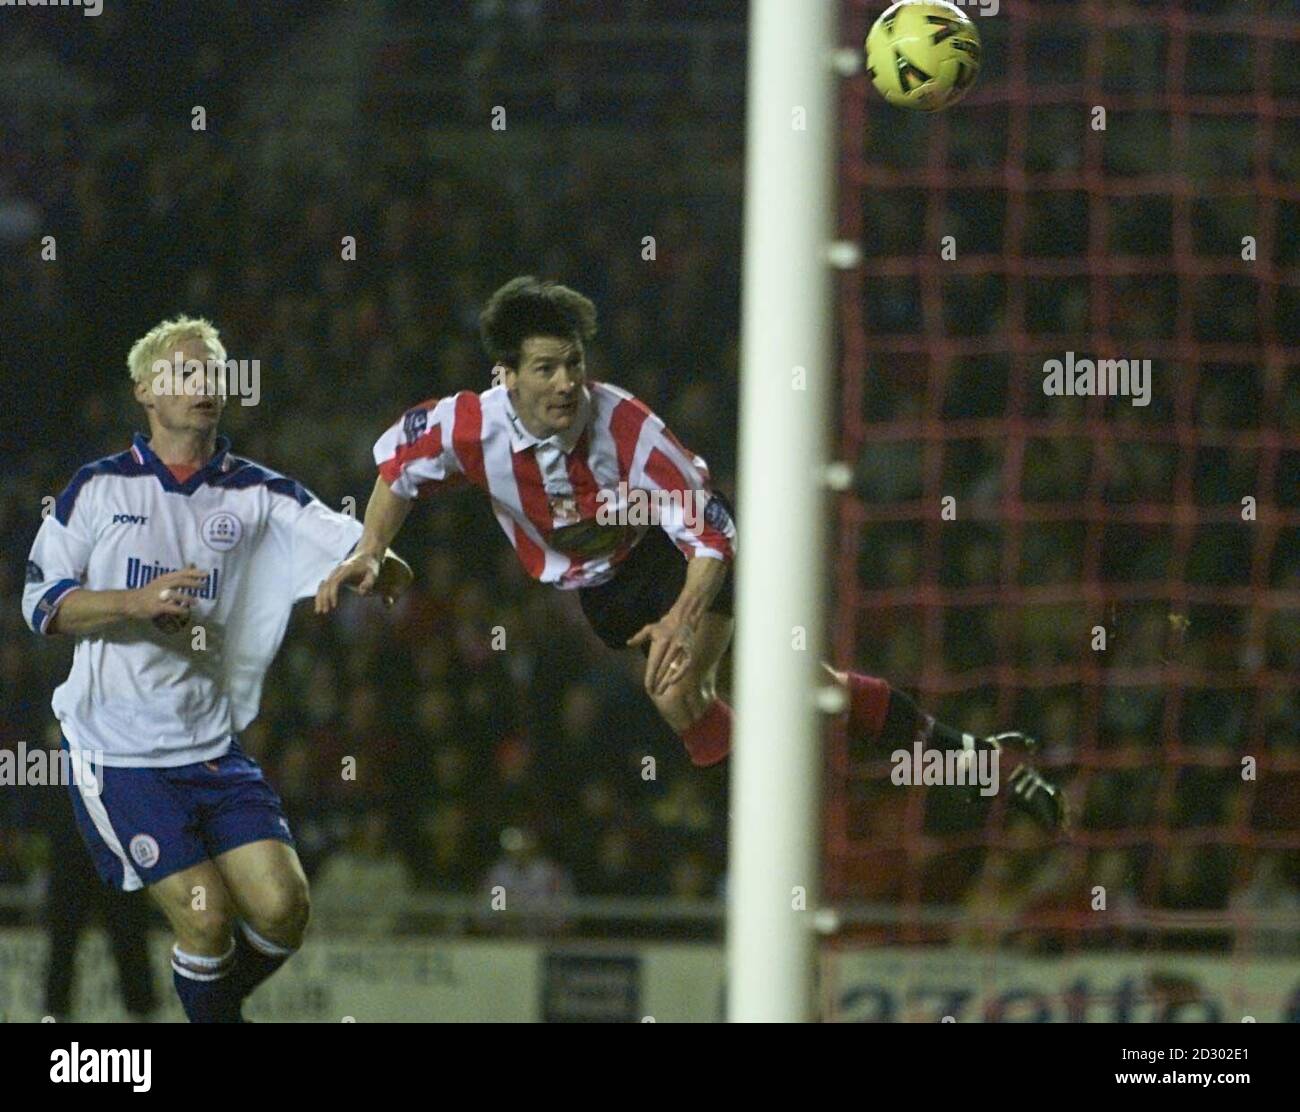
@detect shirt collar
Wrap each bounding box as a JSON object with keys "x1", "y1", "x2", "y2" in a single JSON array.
[
  {"x1": 131, "y1": 432, "x2": 235, "y2": 491},
  {"x1": 504, "y1": 387, "x2": 590, "y2": 455}
]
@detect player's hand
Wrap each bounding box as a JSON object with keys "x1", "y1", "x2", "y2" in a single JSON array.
[
  {"x1": 314, "y1": 552, "x2": 382, "y2": 614},
  {"x1": 628, "y1": 613, "x2": 695, "y2": 697},
  {"x1": 123, "y1": 565, "x2": 206, "y2": 628},
  {"x1": 372, "y1": 552, "x2": 414, "y2": 607}
]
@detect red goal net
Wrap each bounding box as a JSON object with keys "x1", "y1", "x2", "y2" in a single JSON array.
[{"x1": 826, "y1": 0, "x2": 1300, "y2": 1022}]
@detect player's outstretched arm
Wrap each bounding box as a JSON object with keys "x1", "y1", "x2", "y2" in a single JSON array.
[
  {"x1": 628, "y1": 554, "x2": 729, "y2": 696},
  {"x1": 49, "y1": 566, "x2": 208, "y2": 636},
  {"x1": 312, "y1": 547, "x2": 411, "y2": 613},
  {"x1": 314, "y1": 476, "x2": 413, "y2": 614}
]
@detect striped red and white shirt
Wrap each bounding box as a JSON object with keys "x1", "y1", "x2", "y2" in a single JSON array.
[{"x1": 373, "y1": 380, "x2": 736, "y2": 589}]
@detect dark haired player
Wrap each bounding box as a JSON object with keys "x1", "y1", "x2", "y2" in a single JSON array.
[{"x1": 317, "y1": 277, "x2": 1065, "y2": 828}]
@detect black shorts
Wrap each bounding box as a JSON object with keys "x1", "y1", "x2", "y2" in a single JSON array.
[{"x1": 578, "y1": 518, "x2": 735, "y2": 651}]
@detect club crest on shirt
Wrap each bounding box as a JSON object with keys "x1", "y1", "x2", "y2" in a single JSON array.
[
  {"x1": 548, "y1": 495, "x2": 582, "y2": 527},
  {"x1": 201, "y1": 511, "x2": 243, "y2": 552},
  {"x1": 129, "y1": 833, "x2": 160, "y2": 869}
]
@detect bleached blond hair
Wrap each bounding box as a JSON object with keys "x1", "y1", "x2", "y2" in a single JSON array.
[{"x1": 127, "y1": 315, "x2": 227, "y2": 386}]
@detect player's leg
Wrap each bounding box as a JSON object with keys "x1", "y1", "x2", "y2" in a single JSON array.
[
  {"x1": 62, "y1": 739, "x2": 243, "y2": 1021},
  {"x1": 825, "y1": 665, "x2": 1068, "y2": 830},
  {"x1": 579, "y1": 527, "x2": 737, "y2": 767},
  {"x1": 195, "y1": 739, "x2": 310, "y2": 1006},
  {"x1": 147, "y1": 860, "x2": 244, "y2": 1022},
  {"x1": 104, "y1": 888, "x2": 160, "y2": 1021},
  {"x1": 212, "y1": 837, "x2": 311, "y2": 997},
  {"x1": 647, "y1": 611, "x2": 734, "y2": 766},
  {"x1": 42, "y1": 836, "x2": 92, "y2": 1021}
]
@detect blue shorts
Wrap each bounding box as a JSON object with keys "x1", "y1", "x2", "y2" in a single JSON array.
[{"x1": 64, "y1": 737, "x2": 294, "y2": 892}]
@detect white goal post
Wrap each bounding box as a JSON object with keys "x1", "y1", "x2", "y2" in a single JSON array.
[{"x1": 728, "y1": 0, "x2": 840, "y2": 1022}]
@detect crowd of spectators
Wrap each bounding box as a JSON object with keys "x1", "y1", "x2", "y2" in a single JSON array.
[{"x1": 1, "y1": 3, "x2": 1296, "y2": 948}]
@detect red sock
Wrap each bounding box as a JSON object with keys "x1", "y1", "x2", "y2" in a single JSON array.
[
  {"x1": 680, "y1": 700, "x2": 732, "y2": 767},
  {"x1": 844, "y1": 672, "x2": 891, "y2": 741}
]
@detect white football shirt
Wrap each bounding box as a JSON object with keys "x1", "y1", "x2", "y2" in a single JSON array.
[{"x1": 22, "y1": 433, "x2": 362, "y2": 767}]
